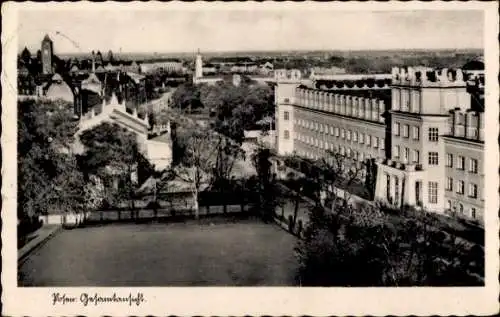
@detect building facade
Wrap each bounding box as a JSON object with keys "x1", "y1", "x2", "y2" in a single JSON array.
[{"x1": 274, "y1": 66, "x2": 484, "y2": 224}]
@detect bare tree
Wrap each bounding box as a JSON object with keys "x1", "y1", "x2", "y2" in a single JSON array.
[
  {"x1": 210, "y1": 133, "x2": 245, "y2": 190},
  {"x1": 311, "y1": 148, "x2": 365, "y2": 210},
  {"x1": 173, "y1": 129, "x2": 217, "y2": 219}
]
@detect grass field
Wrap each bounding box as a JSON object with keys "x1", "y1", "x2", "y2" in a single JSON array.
[{"x1": 18, "y1": 218, "x2": 299, "y2": 286}]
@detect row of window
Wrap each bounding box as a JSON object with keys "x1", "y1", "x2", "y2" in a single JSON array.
[
  {"x1": 446, "y1": 178, "x2": 479, "y2": 198},
  {"x1": 446, "y1": 200, "x2": 478, "y2": 219},
  {"x1": 392, "y1": 147, "x2": 439, "y2": 166},
  {"x1": 393, "y1": 146, "x2": 420, "y2": 164},
  {"x1": 294, "y1": 119, "x2": 385, "y2": 149},
  {"x1": 295, "y1": 93, "x2": 383, "y2": 121},
  {"x1": 296, "y1": 137, "x2": 374, "y2": 162},
  {"x1": 445, "y1": 154, "x2": 479, "y2": 173},
  {"x1": 392, "y1": 123, "x2": 440, "y2": 142}
]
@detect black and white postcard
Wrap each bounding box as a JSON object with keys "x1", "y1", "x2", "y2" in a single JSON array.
[{"x1": 2, "y1": 1, "x2": 499, "y2": 316}]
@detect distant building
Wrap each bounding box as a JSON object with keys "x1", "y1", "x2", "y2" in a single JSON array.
[
  {"x1": 310, "y1": 66, "x2": 346, "y2": 76},
  {"x1": 74, "y1": 92, "x2": 172, "y2": 171}
]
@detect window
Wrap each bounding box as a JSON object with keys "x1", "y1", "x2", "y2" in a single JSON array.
[
  {"x1": 335, "y1": 127, "x2": 340, "y2": 137},
  {"x1": 404, "y1": 147, "x2": 410, "y2": 163},
  {"x1": 458, "y1": 203, "x2": 464, "y2": 214},
  {"x1": 386, "y1": 174, "x2": 391, "y2": 201},
  {"x1": 284, "y1": 111, "x2": 289, "y2": 121},
  {"x1": 347, "y1": 130, "x2": 352, "y2": 141},
  {"x1": 380, "y1": 138, "x2": 385, "y2": 150},
  {"x1": 456, "y1": 180, "x2": 465, "y2": 195},
  {"x1": 394, "y1": 122, "x2": 400, "y2": 136},
  {"x1": 403, "y1": 124, "x2": 409, "y2": 138},
  {"x1": 330, "y1": 126, "x2": 334, "y2": 135},
  {"x1": 341, "y1": 129, "x2": 345, "y2": 139},
  {"x1": 457, "y1": 156, "x2": 465, "y2": 170},
  {"x1": 412, "y1": 149, "x2": 420, "y2": 164},
  {"x1": 428, "y1": 152, "x2": 439, "y2": 165},
  {"x1": 394, "y1": 177, "x2": 399, "y2": 204},
  {"x1": 428, "y1": 181, "x2": 438, "y2": 204},
  {"x1": 471, "y1": 208, "x2": 477, "y2": 219},
  {"x1": 412, "y1": 126, "x2": 420, "y2": 140},
  {"x1": 394, "y1": 145, "x2": 400, "y2": 159},
  {"x1": 373, "y1": 137, "x2": 379, "y2": 148},
  {"x1": 415, "y1": 181, "x2": 422, "y2": 204},
  {"x1": 353, "y1": 131, "x2": 358, "y2": 142},
  {"x1": 469, "y1": 158, "x2": 478, "y2": 174},
  {"x1": 446, "y1": 154, "x2": 453, "y2": 167},
  {"x1": 446, "y1": 177, "x2": 453, "y2": 191},
  {"x1": 359, "y1": 133, "x2": 364, "y2": 144},
  {"x1": 284, "y1": 130, "x2": 290, "y2": 139},
  {"x1": 366, "y1": 135, "x2": 371, "y2": 146},
  {"x1": 428, "y1": 127, "x2": 439, "y2": 142},
  {"x1": 446, "y1": 200, "x2": 452, "y2": 210},
  {"x1": 468, "y1": 183, "x2": 478, "y2": 199}
]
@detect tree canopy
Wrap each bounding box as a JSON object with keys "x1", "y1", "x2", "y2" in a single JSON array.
[
  {"x1": 18, "y1": 99, "x2": 84, "y2": 218},
  {"x1": 171, "y1": 80, "x2": 274, "y2": 143}
]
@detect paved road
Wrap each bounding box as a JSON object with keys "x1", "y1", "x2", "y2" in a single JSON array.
[{"x1": 18, "y1": 220, "x2": 298, "y2": 286}]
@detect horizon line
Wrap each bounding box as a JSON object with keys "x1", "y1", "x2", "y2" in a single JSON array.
[{"x1": 31, "y1": 47, "x2": 483, "y2": 57}]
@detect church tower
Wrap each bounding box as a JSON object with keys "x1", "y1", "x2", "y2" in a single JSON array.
[
  {"x1": 195, "y1": 49, "x2": 203, "y2": 79},
  {"x1": 41, "y1": 34, "x2": 54, "y2": 75}
]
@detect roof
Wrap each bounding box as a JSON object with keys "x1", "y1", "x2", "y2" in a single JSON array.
[
  {"x1": 43, "y1": 34, "x2": 52, "y2": 42},
  {"x1": 126, "y1": 72, "x2": 145, "y2": 83},
  {"x1": 51, "y1": 73, "x2": 63, "y2": 82},
  {"x1": 83, "y1": 73, "x2": 101, "y2": 84},
  {"x1": 46, "y1": 81, "x2": 74, "y2": 103},
  {"x1": 149, "y1": 133, "x2": 171, "y2": 144}
]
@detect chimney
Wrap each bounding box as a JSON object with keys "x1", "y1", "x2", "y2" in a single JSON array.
[{"x1": 91, "y1": 51, "x2": 96, "y2": 73}]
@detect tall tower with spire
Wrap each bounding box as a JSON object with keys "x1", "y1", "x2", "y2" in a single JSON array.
[
  {"x1": 41, "y1": 34, "x2": 53, "y2": 74},
  {"x1": 195, "y1": 49, "x2": 203, "y2": 79}
]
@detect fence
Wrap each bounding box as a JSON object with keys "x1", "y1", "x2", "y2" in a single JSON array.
[{"x1": 45, "y1": 190, "x2": 259, "y2": 227}]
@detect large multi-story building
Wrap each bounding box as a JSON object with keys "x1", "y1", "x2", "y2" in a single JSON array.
[{"x1": 274, "y1": 64, "x2": 484, "y2": 224}]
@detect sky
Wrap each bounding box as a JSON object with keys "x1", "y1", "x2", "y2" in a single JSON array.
[{"x1": 16, "y1": 8, "x2": 484, "y2": 54}]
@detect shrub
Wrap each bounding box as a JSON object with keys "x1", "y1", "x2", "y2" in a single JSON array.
[
  {"x1": 297, "y1": 220, "x2": 303, "y2": 237},
  {"x1": 146, "y1": 201, "x2": 161, "y2": 210}
]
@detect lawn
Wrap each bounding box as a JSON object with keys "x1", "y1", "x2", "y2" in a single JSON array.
[{"x1": 18, "y1": 217, "x2": 299, "y2": 286}]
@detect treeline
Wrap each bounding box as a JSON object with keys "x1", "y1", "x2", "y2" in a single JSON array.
[{"x1": 274, "y1": 52, "x2": 480, "y2": 74}]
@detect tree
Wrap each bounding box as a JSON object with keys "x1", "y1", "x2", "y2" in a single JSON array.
[
  {"x1": 21, "y1": 47, "x2": 32, "y2": 65},
  {"x1": 210, "y1": 133, "x2": 245, "y2": 191},
  {"x1": 296, "y1": 149, "x2": 366, "y2": 209},
  {"x1": 173, "y1": 128, "x2": 217, "y2": 219},
  {"x1": 251, "y1": 147, "x2": 282, "y2": 222},
  {"x1": 107, "y1": 50, "x2": 114, "y2": 63},
  {"x1": 295, "y1": 199, "x2": 484, "y2": 286},
  {"x1": 170, "y1": 83, "x2": 202, "y2": 113},
  {"x1": 18, "y1": 99, "x2": 82, "y2": 220},
  {"x1": 77, "y1": 122, "x2": 150, "y2": 214}
]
